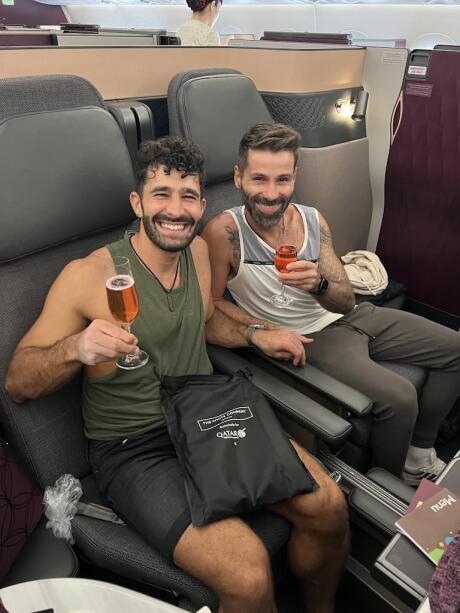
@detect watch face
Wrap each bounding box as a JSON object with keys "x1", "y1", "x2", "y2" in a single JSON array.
[{"x1": 313, "y1": 276, "x2": 329, "y2": 295}]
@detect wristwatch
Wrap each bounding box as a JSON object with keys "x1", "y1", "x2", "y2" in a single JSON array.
[
  {"x1": 310, "y1": 275, "x2": 329, "y2": 296},
  {"x1": 244, "y1": 324, "x2": 266, "y2": 347}
]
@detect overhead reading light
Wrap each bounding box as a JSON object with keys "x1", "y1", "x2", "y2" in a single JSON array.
[
  {"x1": 335, "y1": 90, "x2": 369, "y2": 122},
  {"x1": 334, "y1": 98, "x2": 353, "y2": 119},
  {"x1": 351, "y1": 89, "x2": 369, "y2": 122}
]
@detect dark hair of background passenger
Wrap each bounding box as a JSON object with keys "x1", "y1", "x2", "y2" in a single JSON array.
[
  {"x1": 135, "y1": 137, "x2": 205, "y2": 195},
  {"x1": 238, "y1": 123, "x2": 302, "y2": 172},
  {"x1": 186, "y1": 0, "x2": 216, "y2": 13}
]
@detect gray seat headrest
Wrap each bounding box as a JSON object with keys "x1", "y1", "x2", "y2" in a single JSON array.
[
  {"x1": 0, "y1": 107, "x2": 135, "y2": 263},
  {"x1": 168, "y1": 71, "x2": 273, "y2": 184},
  {"x1": 0, "y1": 75, "x2": 105, "y2": 122},
  {"x1": 168, "y1": 67, "x2": 241, "y2": 138}
]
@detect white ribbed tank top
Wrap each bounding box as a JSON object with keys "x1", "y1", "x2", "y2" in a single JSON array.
[{"x1": 226, "y1": 204, "x2": 342, "y2": 334}]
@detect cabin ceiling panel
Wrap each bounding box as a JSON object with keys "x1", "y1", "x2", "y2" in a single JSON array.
[
  {"x1": 63, "y1": 5, "x2": 316, "y2": 40},
  {"x1": 315, "y1": 5, "x2": 460, "y2": 50},
  {"x1": 0, "y1": 47, "x2": 364, "y2": 99},
  {"x1": 64, "y1": 5, "x2": 189, "y2": 32}
]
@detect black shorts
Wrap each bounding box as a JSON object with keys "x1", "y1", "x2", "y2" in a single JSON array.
[{"x1": 88, "y1": 427, "x2": 191, "y2": 562}]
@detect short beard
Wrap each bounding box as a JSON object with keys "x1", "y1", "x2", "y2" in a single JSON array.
[
  {"x1": 241, "y1": 188, "x2": 292, "y2": 229},
  {"x1": 142, "y1": 212, "x2": 199, "y2": 252}
]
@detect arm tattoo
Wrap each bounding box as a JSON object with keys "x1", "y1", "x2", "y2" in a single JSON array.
[
  {"x1": 319, "y1": 248, "x2": 347, "y2": 283},
  {"x1": 320, "y1": 224, "x2": 332, "y2": 246},
  {"x1": 316, "y1": 216, "x2": 354, "y2": 313},
  {"x1": 225, "y1": 225, "x2": 241, "y2": 277},
  {"x1": 319, "y1": 221, "x2": 347, "y2": 283}
]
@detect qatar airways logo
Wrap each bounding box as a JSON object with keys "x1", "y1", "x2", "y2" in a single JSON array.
[
  {"x1": 217, "y1": 428, "x2": 247, "y2": 440},
  {"x1": 197, "y1": 407, "x2": 253, "y2": 432}
]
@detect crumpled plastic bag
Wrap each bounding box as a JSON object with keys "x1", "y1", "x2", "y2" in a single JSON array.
[{"x1": 43, "y1": 474, "x2": 83, "y2": 544}]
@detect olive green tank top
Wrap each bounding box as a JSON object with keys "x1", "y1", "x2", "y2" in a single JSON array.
[{"x1": 82, "y1": 234, "x2": 213, "y2": 440}]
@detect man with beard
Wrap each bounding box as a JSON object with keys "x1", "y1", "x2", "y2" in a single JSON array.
[
  {"x1": 5, "y1": 136, "x2": 349, "y2": 613},
  {"x1": 202, "y1": 122, "x2": 460, "y2": 483}
]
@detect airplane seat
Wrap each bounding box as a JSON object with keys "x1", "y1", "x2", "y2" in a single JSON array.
[
  {"x1": 0, "y1": 437, "x2": 78, "y2": 587},
  {"x1": 107, "y1": 99, "x2": 155, "y2": 165},
  {"x1": 1, "y1": 517, "x2": 79, "y2": 587},
  {"x1": 167, "y1": 68, "x2": 428, "y2": 475},
  {"x1": 0, "y1": 74, "x2": 304, "y2": 611},
  {"x1": 0, "y1": 73, "x2": 106, "y2": 115},
  {"x1": 167, "y1": 67, "x2": 270, "y2": 229},
  {"x1": 0, "y1": 73, "x2": 154, "y2": 169}
]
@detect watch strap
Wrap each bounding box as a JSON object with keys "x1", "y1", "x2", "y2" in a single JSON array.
[
  {"x1": 310, "y1": 275, "x2": 329, "y2": 296},
  {"x1": 244, "y1": 324, "x2": 265, "y2": 346}
]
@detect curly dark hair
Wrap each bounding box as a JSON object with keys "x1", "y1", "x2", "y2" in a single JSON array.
[
  {"x1": 238, "y1": 123, "x2": 301, "y2": 172},
  {"x1": 135, "y1": 136, "x2": 205, "y2": 195}
]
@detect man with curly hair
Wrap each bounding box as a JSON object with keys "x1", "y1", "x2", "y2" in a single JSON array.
[
  {"x1": 176, "y1": 0, "x2": 222, "y2": 46},
  {"x1": 6, "y1": 136, "x2": 348, "y2": 613}
]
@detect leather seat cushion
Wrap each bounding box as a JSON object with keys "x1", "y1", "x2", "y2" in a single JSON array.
[{"x1": 74, "y1": 474, "x2": 291, "y2": 610}]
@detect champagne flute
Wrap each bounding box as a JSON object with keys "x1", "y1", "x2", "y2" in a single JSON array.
[
  {"x1": 105, "y1": 256, "x2": 149, "y2": 370},
  {"x1": 270, "y1": 226, "x2": 298, "y2": 308}
]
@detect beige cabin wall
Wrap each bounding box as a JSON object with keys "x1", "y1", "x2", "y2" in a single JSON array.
[
  {"x1": 295, "y1": 138, "x2": 373, "y2": 257},
  {"x1": 0, "y1": 47, "x2": 364, "y2": 99},
  {"x1": 362, "y1": 47, "x2": 408, "y2": 252},
  {"x1": 1, "y1": 45, "x2": 371, "y2": 257}
]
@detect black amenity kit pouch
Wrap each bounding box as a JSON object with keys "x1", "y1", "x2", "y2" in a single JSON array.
[{"x1": 161, "y1": 370, "x2": 317, "y2": 526}]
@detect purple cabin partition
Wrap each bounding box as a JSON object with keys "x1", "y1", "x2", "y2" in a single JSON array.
[
  {"x1": 0, "y1": 0, "x2": 66, "y2": 26},
  {"x1": 377, "y1": 50, "x2": 460, "y2": 317}
]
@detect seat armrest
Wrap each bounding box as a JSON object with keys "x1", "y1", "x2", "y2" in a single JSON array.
[
  {"x1": 2, "y1": 517, "x2": 78, "y2": 587},
  {"x1": 252, "y1": 350, "x2": 373, "y2": 417},
  {"x1": 343, "y1": 468, "x2": 412, "y2": 537},
  {"x1": 367, "y1": 468, "x2": 414, "y2": 505},
  {"x1": 348, "y1": 488, "x2": 400, "y2": 537},
  {"x1": 207, "y1": 345, "x2": 351, "y2": 446}
]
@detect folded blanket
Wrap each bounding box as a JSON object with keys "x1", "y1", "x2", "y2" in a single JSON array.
[{"x1": 341, "y1": 250, "x2": 388, "y2": 295}]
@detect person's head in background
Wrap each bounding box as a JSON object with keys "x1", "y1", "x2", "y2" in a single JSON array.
[{"x1": 187, "y1": 0, "x2": 222, "y2": 28}]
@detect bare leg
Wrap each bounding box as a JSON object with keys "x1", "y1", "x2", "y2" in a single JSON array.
[
  {"x1": 270, "y1": 440, "x2": 349, "y2": 613},
  {"x1": 173, "y1": 516, "x2": 276, "y2": 612}
]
